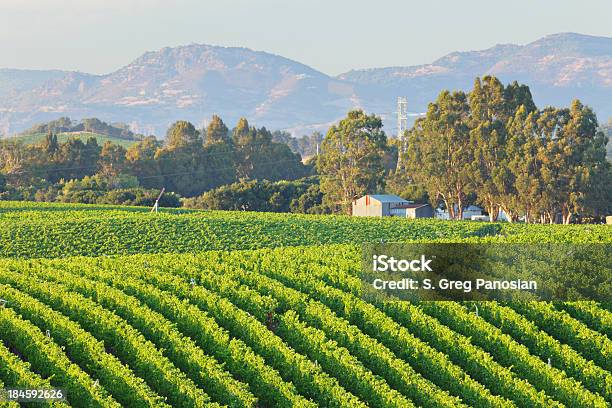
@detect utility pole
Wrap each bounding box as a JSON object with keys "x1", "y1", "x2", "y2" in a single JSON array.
[
  {"x1": 396, "y1": 96, "x2": 408, "y2": 170},
  {"x1": 151, "y1": 187, "x2": 165, "y2": 213}
]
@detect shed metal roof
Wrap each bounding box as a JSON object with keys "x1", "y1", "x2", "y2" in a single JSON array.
[
  {"x1": 364, "y1": 194, "x2": 409, "y2": 203},
  {"x1": 392, "y1": 203, "x2": 430, "y2": 209}
]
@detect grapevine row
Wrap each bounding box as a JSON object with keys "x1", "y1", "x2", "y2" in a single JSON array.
[
  {"x1": 284, "y1": 251, "x2": 609, "y2": 406},
  {"x1": 98, "y1": 253, "x2": 466, "y2": 408},
  {"x1": 556, "y1": 302, "x2": 612, "y2": 338},
  {"x1": 44, "y1": 257, "x2": 366, "y2": 408},
  {"x1": 228, "y1": 251, "x2": 514, "y2": 407},
  {"x1": 264, "y1": 244, "x2": 611, "y2": 403},
  {"x1": 419, "y1": 301, "x2": 608, "y2": 408},
  {"x1": 470, "y1": 301, "x2": 611, "y2": 401},
  {"x1": 38, "y1": 263, "x2": 257, "y2": 408},
  {"x1": 0, "y1": 331, "x2": 70, "y2": 408},
  {"x1": 0, "y1": 283, "x2": 169, "y2": 407},
  {"x1": 382, "y1": 301, "x2": 560, "y2": 407},
  {"x1": 0, "y1": 203, "x2": 562, "y2": 259},
  {"x1": 284, "y1": 251, "x2": 562, "y2": 407},
  {"x1": 0, "y1": 268, "x2": 217, "y2": 408},
  {"x1": 508, "y1": 301, "x2": 611, "y2": 370},
  {"x1": 59, "y1": 258, "x2": 316, "y2": 408},
  {"x1": 277, "y1": 309, "x2": 414, "y2": 407},
  {"x1": 0, "y1": 306, "x2": 119, "y2": 407},
  {"x1": 0, "y1": 378, "x2": 20, "y2": 408}
]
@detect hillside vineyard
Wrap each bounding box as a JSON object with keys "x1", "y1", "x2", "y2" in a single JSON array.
[{"x1": 0, "y1": 202, "x2": 610, "y2": 407}]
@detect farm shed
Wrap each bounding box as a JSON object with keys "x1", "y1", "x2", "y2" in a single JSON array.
[
  {"x1": 352, "y1": 194, "x2": 410, "y2": 217},
  {"x1": 390, "y1": 203, "x2": 434, "y2": 219},
  {"x1": 352, "y1": 194, "x2": 431, "y2": 218}
]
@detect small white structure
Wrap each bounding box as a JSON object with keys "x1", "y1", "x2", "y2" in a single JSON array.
[
  {"x1": 436, "y1": 205, "x2": 484, "y2": 220},
  {"x1": 470, "y1": 215, "x2": 490, "y2": 222},
  {"x1": 497, "y1": 210, "x2": 510, "y2": 222}
]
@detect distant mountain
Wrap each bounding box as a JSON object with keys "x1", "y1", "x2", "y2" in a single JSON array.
[
  {"x1": 0, "y1": 68, "x2": 69, "y2": 98},
  {"x1": 339, "y1": 33, "x2": 612, "y2": 127},
  {"x1": 1, "y1": 33, "x2": 610, "y2": 137},
  {"x1": 0, "y1": 46, "x2": 355, "y2": 136}
]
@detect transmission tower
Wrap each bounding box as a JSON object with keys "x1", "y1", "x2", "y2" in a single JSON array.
[
  {"x1": 397, "y1": 97, "x2": 408, "y2": 138},
  {"x1": 396, "y1": 96, "x2": 408, "y2": 169}
]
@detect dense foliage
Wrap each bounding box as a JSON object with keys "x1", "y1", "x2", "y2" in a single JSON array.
[
  {"x1": 183, "y1": 177, "x2": 324, "y2": 213},
  {"x1": 272, "y1": 130, "x2": 324, "y2": 159},
  {"x1": 8, "y1": 174, "x2": 180, "y2": 207},
  {"x1": 603, "y1": 119, "x2": 612, "y2": 160},
  {"x1": 0, "y1": 117, "x2": 309, "y2": 200},
  {"x1": 0, "y1": 201, "x2": 506, "y2": 258},
  {"x1": 1, "y1": 78, "x2": 610, "y2": 224},
  {"x1": 402, "y1": 77, "x2": 611, "y2": 222}
]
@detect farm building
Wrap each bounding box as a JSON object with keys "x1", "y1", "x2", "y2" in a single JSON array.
[
  {"x1": 390, "y1": 203, "x2": 434, "y2": 219},
  {"x1": 352, "y1": 194, "x2": 433, "y2": 218}
]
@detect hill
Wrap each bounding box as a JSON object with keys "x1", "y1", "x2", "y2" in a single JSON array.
[
  {"x1": 9, "y1": 131, "x2": 139, "y2": 148},
  {"x1": 4, "y1": 117, "x2": 144, "y2": 147},
  {"x1": 0, "y1": 33, "x2": 610, "y2": 136}
]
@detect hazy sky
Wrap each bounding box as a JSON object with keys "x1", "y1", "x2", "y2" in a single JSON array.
[{"x1": 2, "y1": 0, "x2": 612, "y2": 75}]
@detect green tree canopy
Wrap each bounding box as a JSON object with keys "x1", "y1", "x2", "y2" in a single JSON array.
[
  {"x1": 99, "y1": 141, "x2": 127, "y2": 177},
  {"x1": 205, "y1": 115, "x2": 230, "y2": 145},
  {"x1": 165, "y1": 121, "x2": 201, "y2": 149},
  {"x1": 316, "y1": 109, "x2": 387, "y2": 213},
  {"x1": 405, "y1": 90, "x2": 473, "y2": 219},
  {"x1": 125, "y1": 136, "x2": 162, "y2": 188},
  {"x1": 402, "y1": 76, "x2": 611, "y2": 223}
]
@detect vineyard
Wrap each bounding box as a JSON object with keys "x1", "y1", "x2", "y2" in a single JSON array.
[
  {"x1": 0, "y1": 201, "x2": 610, "y2": 407},
  {"x1": 0, "y1": 201, "x2": 610, "y2": 258}
]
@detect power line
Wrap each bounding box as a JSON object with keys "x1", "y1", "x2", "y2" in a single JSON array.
[
  {"x1": 1, "y1": 139, "x2": 400, "y2": 190},
  {"x1": 1, "y1": 157, "x2": 311, "y2": 187},
  {"x1": 137, "y1": 158, "x2": 307, "y2": 180}
]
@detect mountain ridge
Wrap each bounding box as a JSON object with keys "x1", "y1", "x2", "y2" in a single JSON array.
[{"x1": 1, "y1": 32, "x2": 610, "y2": 136}]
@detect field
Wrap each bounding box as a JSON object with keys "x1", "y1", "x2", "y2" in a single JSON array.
[
  {"x1": 0, "y1": 201, "x2": 610, "y2": 407},
  {"x1": 4, "y1": 132, "x2": 138, "y2": 148}
]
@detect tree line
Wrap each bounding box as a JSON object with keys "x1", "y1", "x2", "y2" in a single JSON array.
[
  {"x1": 315, "y1": 76, "x2": 611, "y2": 223},
  {"x1": 1, "y1": 76, "x2": 610, "y2": 222},
  {"x1": 0, "y1": 116, "x2": 310, "y2": 205}
]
